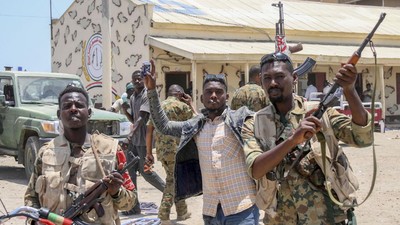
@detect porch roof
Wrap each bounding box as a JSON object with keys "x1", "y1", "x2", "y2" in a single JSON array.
[{"x1": 149, "y1": 37, "x2": 400, "y2": 66}]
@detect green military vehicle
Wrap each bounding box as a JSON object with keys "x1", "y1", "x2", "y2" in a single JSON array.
[{"x1": 0, "y1": 71, "x2": 131, "y2": 179}]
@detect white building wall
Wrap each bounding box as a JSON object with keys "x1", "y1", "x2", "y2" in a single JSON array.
[{"x1": 51, "y1": 0, "x2": 150, "y2": 107}]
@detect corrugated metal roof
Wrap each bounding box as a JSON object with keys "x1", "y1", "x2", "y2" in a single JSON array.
[
  {"x1": 142, "y1": 0, "x2": 400, "y2": 36},
  {"x1": 149, "y1": 37, "x2": 400, "y2": 64}
]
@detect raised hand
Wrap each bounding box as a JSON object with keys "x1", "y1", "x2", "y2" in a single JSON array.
[
  {"x1": 143, "y1": 59, "x2": 157, "y2": 90},
  {"x1": 335, "y1": 63, "x2": 358, "y2": 91}
]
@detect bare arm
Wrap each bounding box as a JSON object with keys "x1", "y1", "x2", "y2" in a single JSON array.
[
  {"x1": 181, "y1": 93, "x2": 198, "y2": 115},
  {"x1": 121, "y1": 102, "x2": 135, "y2": 124},
  {"x1": 143, "y1": 60, "x2": 186, "y2": 137},
  {"x1": 337, "y1": 64, "x2": 368, "y2": 126},
  {"x1": 145, "y1": 124, "x2": 155, "y2": 165}
]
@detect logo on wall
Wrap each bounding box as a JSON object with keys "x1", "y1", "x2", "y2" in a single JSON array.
[{"x1": 84, "y1": 33, "x2": 103, "y2": 81}]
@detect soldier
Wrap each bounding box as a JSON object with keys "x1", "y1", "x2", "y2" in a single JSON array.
[
  {"x1": 242, "y1": 52, "x2": 373, "y2": 224},
  {"x1": 146, "y1": 84, "x2": 196, "y2": 224},
  {"x1": 24, "y1": 86, "x2": 136, "y2": 225},
  {"x1": 231, "y1": 65, "x2": 268, "y2": 112}
]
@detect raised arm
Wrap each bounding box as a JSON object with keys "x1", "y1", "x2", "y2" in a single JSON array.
[
  {"x1": 144, "y1": 60, "x2": 185, "y2": 137},
  {"x1": 336, "y1": 64, "x2": 368, "y2": 126}
]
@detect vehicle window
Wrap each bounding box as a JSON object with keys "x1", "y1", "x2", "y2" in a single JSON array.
[
  {"x1": 18, "y1": 77, "x2": 84, "y2": 104},
  {"x1": 0, "y1": 78, "x2": 12, "y2": 94},
  {"x1": 0, "y1": 77, "x2": 15, "y2": 106}
]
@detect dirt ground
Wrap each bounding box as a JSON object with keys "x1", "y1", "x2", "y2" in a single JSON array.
[{"x1": 0, "y1": 130, "x2": 399, "y2": 225}]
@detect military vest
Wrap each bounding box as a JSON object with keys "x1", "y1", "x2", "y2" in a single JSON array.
[
  {"x1": 35, "y1": 132, "x2": 119, "y2": 224},
  {"x1": 253, "y1": 96, "x2": 358, "y2": 211}
]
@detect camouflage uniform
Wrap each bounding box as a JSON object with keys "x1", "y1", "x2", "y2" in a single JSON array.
[
  {"x1": 242, "y1": 95, "x2": 373, "y2": 225},
  {"x1": 148, "y1": 96, "x2": 194, "y2": 220},
  {"x1": 24, "y1": 132, "x2": 136, "y2": 225},
  {"x1": 231, "y1": 82, "x2": 268, "y2": 112}
]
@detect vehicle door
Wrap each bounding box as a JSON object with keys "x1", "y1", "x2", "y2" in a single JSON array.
[{"x1": 0, "y1": 77, "x2": 18, "y2": 150}]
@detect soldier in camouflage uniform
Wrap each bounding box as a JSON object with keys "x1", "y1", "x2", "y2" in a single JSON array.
[
  {"x1": 146, "y1": 85, "x2": 195, "y2": 224},
  {"x1": 24, "y1": 86, "x2": 135, "y2": 225},
  {"x1": 241, "y1": 52, "x2": 373, "y2": 224},
  {"x1": 231, "y1": 65, "x2": 268, "y2": 112}
]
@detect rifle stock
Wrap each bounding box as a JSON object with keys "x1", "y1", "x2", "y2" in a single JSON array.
[{"x1": 63, "y1": 154, "x2": 139, "y2": 220}]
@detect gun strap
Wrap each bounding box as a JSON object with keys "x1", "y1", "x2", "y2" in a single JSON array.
[
  {"x1": 321, "y1": 42, "x2": 378, "y2": 209},
  {"x1": 91, "y1": 135, "x2": 106, "y2": 178}
]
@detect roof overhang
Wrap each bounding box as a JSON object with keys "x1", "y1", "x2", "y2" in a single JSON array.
[{"x1": 149, "y1": 37, "x2": 400, "y2": 66}]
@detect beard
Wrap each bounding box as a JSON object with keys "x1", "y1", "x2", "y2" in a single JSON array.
[
  {"x1": 268, "y1": 88, "x2": 284, "y2": 104},
  {"x1": 269, "y1": 95, "x2": 284, "y2": 104}
]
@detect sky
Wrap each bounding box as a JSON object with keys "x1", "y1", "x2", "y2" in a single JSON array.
[{"x1": 0, "y1": 0, "x2": 72, "y2": 72}]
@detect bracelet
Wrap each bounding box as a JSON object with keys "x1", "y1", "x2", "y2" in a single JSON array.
[{"x1": 111, "y1": 187, "x2": 122, "y2": 199}]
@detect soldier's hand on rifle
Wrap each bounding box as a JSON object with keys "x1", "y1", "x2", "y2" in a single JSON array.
[
  {"x1": 145, "y1": 152, "x2": 154, "y2": 165},
  {"x1": 335, "y1": 64, "x2": 358, "y2": 91},
  {"x1": 143, "y1": 59, "x2": 156, "y2": 90},
  {"x1": 103, "y1": 171, "x2": 124, "y2": 196},
  {"x1": 290, "y1": 116, "x2": 321, "y2": 145}
]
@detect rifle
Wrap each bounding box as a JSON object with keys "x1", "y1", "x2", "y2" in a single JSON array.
[
  {"x1": 63, "y1": 153, "x2": 139, "y2": 220},
  {"x1": 313, "y1": 12, "x2": 386, "y2": 119},
  {"x1": 284, "y1": 13, "x2": 386, "y2": 178},
  {"x1": 272, "y1": 1, "x2": 316, "y2": 76},
  {"x1": 272, "y1": 1, "x2": 303, "y2": 54}
]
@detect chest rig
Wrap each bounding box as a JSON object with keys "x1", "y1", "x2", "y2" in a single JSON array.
[{"x1": 35, "y1": 132, "x2": 118, "y2": 222}]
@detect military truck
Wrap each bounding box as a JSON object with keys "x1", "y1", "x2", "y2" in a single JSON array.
[{"x1": 0, "y1": 71, "x2": 131, "y2": 178}]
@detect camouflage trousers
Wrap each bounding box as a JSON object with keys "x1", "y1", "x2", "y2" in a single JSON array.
[
  {"x1": 158, "y1": 153, "x2": 188, "y2": 220},
  {"x1": 263, "y1": 174, "x2": 347, "y2": 225}
]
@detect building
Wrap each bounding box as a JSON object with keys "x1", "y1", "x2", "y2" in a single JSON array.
[
  {"x1": 51, "y1": 0, "x2": 400, "y2": 125},
  {"x1": 303, "y1": 0, "x2": 400, "y2": 7}
]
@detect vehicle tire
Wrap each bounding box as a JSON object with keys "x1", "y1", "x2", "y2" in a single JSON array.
[{"x1": 24, "y1": 136, "x2": 39, "y2": 179}]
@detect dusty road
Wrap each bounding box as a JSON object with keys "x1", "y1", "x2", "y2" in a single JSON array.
[{"x1": 0, "y1": 130, "x2": 399, "y2": 224}]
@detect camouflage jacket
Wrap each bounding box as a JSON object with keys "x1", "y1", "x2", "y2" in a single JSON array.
[
  {"x1": 231, "y1": 82, "x2": 268, "y2": 112},
  {"x1": 148, "y1": 96, "x2": 194, "y2": 160},
  {"x1": 242, "y1": 95, "x2": 373, "y2": 224},
  {"x1": 24, "y1": 133, "x2": 135, "y2": 225}
]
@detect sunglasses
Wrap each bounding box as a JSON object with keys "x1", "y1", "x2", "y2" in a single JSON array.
[
  {"x1": 66, "y1": 82, "x2": 78, "y2": 88},
  {"x1": 260, "y1": 52, "x2": 294, "y2": 69}
]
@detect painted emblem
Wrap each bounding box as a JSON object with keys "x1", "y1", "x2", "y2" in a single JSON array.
[{"x1": 84, "y1": 33, "x2": 103, "y2": 81}]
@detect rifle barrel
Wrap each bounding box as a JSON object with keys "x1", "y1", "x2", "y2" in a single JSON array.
[
  {"x1": 349, "y1": 13, "x2": 386, "y2": 65},
  {"x1": 318, "y1": 13, "x2": 386, "y2": 118}
]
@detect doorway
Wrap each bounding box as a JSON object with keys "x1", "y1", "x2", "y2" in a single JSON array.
[{"x1": 165, "y1": 72, "x2": 190, "y2": 97}]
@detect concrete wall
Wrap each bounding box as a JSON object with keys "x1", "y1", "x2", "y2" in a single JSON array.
[{"x1": 51, "y1": 0, "x2": 150, "y2": 107}]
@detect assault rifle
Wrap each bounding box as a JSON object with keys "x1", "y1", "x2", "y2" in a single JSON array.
[
  {"x1": 313, "y1": 12, "x2": 386, "y2": 119},
  {"x1": 285, "y1": 13, "x2": 386, "y2": 178},
  {"x1": 63, "y1": 153, "x2": 139, "y2": 220},
  {"x1": 272, "y1": 1, "x2": 316, "y2": 76},
  {"x1": 272, "y1": 1, "x2": 302, "y2": 54}
]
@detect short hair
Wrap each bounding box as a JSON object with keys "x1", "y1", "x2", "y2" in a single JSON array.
[
  {"x1": 58, "y1": 86, "x2": 90, "y2": 107},
  {"x1": 131, "y1": 70, "x2": 141, "y2": 79},
  {"x1": 260, "y1": 52, "x2": 294, "y2": 73},
  {"x1": 249, "y1": 65, "x2": 260, "y2": 79},
  {"x1": 203, "y1": 74, "x2": 227, "y2": 91},
  {"x1": 168, "y1": 84, "x2": 184, "y2": 96}
]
